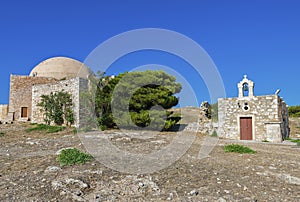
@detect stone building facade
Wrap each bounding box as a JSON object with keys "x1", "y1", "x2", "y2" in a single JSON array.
[
  {"x1": 32, "y1": 77, "x2": 88, "y2": 128},
  {"x1": 0, "y1": 104, "x2": 9, "y2": 122},
  {"x1": 0, "y1": 57, "x2": 92, "y2": 127},
  {"x1": 9, "y1": 75, "x2": 57, "y2": 121},
  {"x1": 218, "y1": 75, "x2": 289, "y2": 142}
]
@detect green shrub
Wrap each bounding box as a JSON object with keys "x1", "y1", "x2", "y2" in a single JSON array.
[
  {"x1": 211, "y1": 130, "x2": 218, "y2": 137},
  {"x1": 288, "y1": 105, "x2": 300, "y2": 117},
  {"x1": 224, "y1": 144, "x2": 256, "y2": 154},
  {"x1": 0, "y1": 132, "x2": 4, "y2": 137},
  {"x1": 37, "y1": 90, "x2": 74, "y2": 126},
  {"x1": 262, "y1": 139, "x2": 269, "y2": 142},
  {"x1": 57, "y1": 148, "x2": 93, "y2": 166},
  {"x1": 26, "y1": 124, "x2": 65, "y2": 133}
]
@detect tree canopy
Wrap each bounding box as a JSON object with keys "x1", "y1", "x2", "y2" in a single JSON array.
[
  {"x1": 288, "y1": 105, "x2": 300, "y2": 117},
  {"x1": 95, "y1": 70, "x2": 182, "y2": 130}
]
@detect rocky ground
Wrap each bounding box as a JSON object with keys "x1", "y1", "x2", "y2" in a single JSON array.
[{"x1": 0, "y1": 122, "x2": 299, "y2": 202}]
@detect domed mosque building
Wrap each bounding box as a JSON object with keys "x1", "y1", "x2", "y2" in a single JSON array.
[{"x1": 5, "y1": 56, "x2": 93, "y2": 127}]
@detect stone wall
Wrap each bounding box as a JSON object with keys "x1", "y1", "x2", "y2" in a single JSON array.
[
  {"x1": 218, "y1": 95, "x2": 288, "y2": 142},
  {"x1": 0, "y1": 105, "x2": 8, "y2": 121},
  {"x1": 32, "y1": 77, "x2": 88, "y2": 128},
  {"x1": 279, "y1": 97, "x2": 289, "y2": 139},
  {"x1": 9, "y1": 75, "x2": 57, "y2": 121}
]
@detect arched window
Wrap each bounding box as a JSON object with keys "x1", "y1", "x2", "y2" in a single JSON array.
[{"x1": 243, "y1": 83, "x2": 249, "y2": 96}]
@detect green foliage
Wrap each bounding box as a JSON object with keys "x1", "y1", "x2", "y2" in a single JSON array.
[
  {"x1": 57, "y1": 148, "x2": 93, "y2": 166},
  {"x1": 37, "y1": 90, "x2": 74, "y2": 126},
  {"x1": 224, "y1": 144, "x2": 256, "y2": 154},
  {"x1": 26, "y1": 124, "x2": 65, "y2": 133},
  {"x1": 0, "y1": 132, "x2": 4, "y2": 137},
  {"x1": 290, "y1": 139, "x2": 300, "y2": 143},
  {"x1": 288, "y1": 105, "x2": 300, "y2": 117},
  {"x1": 262, "y1": 139, "x2": 269, "y2": 142},
  {"x1": 95, "y1": 70, "x2": 182, "y2": 130},
  {"x1": 211, "y1": 130, "x2": 218, "y2": 137}
]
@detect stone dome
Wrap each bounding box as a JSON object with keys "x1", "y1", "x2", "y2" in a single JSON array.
[{"x1": 29, "y1": 57, "x2": 93, "y2": 79}]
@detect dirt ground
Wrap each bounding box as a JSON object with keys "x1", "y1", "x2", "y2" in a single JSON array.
[{"x1": 0, "y1": 122, "x2": 299, "y2": 202}]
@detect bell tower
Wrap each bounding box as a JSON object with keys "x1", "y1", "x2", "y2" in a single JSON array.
[{"x1": 238, "y1": 75, "x2": 254, "y2": 98}]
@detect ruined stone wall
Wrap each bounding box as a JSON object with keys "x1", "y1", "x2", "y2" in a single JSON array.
[
  {"x1": 32, "y1": 77, "x2": 88, "y2": 127},
  {"x1": 218, "y1": 95, "x2": 282, "y2": 142},
  {"x1": 9, "y1": 75, "x2": 57, "y2": 121},
  {"x1": 0, "y1": 105, "x2": 9, "y2": 121},
  {"x1": 278, "y1": 97, "x2": 290, "y2": 139}
]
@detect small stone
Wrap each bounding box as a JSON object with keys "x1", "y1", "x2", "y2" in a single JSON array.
[
  {"x1": 45, "y1": 166, "x2": 61, "y2": 173},
  {"x1": 26, "y1": 141, "x2": 36, "y2": 145},
  {"x1": 190, "y1": 190, "x2": 199, "y2": 196},
  {"x1": 218, "y1": 198, "x2": 227, "y2": 202},
  {"x1": 224, "y1": 190, "x2": 230, "y2": 194},
  {"x1": 167, "y1": 193, "x2": 173, "y2": 200}
]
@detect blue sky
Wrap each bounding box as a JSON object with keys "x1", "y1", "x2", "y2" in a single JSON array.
[{"x1": 0, "y1": 0, "x2": 300, "y2": 106}]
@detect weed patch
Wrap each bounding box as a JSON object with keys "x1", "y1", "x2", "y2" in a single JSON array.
[
  {"x1": 290, "y1": 139, "x2": 300, "y2": 143},
  {"x1": 0, "y1": 132, "x2": 4, "y2": 137},
  {"x1": 224, "y1": 144, "x2": 256, "y2": 154},
  {"x1": 57, "y1": 148, "x2": 93, "y2": 166},
  {"x1": 211, "y1": 130, "x2": 218, "y2": 137},
  {"x1": 26, "y1": 124, "x2": 65, "y2": 133}
]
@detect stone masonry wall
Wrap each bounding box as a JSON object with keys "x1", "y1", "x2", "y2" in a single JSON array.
[
  {"x1": 218, "y1": 95, "x2": 281, "y2": 141},
  {"x1": 278, "y1": 97, "x2": 289, "y2": 139},
  {"x1": 32, "y1": 77, "x2": 88, "y2": 128},
  {"x1": 0, "y1": 105, "x2": 9, "y2": 121},
  {"x1": 9, "y1": 75, "x2": 57, "y2": 121}
]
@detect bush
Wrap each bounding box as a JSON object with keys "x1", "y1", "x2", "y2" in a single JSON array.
[
  {"x1": 38, "y1": 90, "x2": 74, "y2": 126},
  {"x1": 288, "y1": 105, "x2": 300, "y2": 117},
  {"x1": 224, "y1": 144, "x2": 256, "y2": 154},
  {"x1": 211, "y1": 130, "x2": 218, "y2": 137},
  {"x1": 57, "y1": 148, "x2": 93, "y2": 166},
  {"x1": 26, "y1": 124, "x2": 65, "y2": 133},
  {"x1": 0, "y1": 132, "x2": 4, "y2": 137}
]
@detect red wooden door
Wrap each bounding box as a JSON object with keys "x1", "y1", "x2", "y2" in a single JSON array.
[
  {"x1": 21, "y1": 107, "x2": 28, "y2": 118},
  {"x1": 240, "y1": 117, "x2": 252, "y2": 140}
]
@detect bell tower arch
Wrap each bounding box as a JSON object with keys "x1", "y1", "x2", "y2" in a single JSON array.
[{"x1": 238, "y1": 75, "x2": 254, "y2": 98}]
